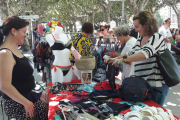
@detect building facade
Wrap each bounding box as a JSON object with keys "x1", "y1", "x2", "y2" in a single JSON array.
[{"x1": 159, "y1": 4, "x2": 180, "y2": 29}]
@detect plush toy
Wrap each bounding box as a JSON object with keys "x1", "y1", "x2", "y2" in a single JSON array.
[
  {"x1": 57, "y1": 22, "x2": 63, "y2": 28},
  {"x1": 45, "y1": 26, "x2": 50, "y2": 32},
  {"x1": 38, "y1": 24, "x2": 45, "y2": 33}
]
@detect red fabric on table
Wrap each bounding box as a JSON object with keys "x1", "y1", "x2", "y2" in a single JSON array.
[
  {"x1": 62, "y1": 79, "x2": 81, "y2": 84},
  {"x1": 48, "y1": 82, "x2": 77, "y2": 120},
  {"x1": 48, "y1": 82, "x2": 179, "y2": 120},
  {"x1": 94, "y1": 81, "x2": 120, "y2": 90},
  {"x1": 48, "y1": 82, "x2": 90, "y2": 120}
]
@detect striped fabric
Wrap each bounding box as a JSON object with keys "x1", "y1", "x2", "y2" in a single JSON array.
[{"x1": 127, "y1": 33, "x2": 166, "y2": 87}]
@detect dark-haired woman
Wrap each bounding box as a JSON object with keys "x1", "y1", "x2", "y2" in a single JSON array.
[
  {"x1": 69, "y1": 22, "x2": 94, "y2": 64},
  {"x1": 0, "y1": 16, "x2": 47, "y2": 120}
]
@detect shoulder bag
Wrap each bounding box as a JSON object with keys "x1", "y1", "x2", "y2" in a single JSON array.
[{"x1": 156, "y1": 41, "x2": 180, "y2": 87}]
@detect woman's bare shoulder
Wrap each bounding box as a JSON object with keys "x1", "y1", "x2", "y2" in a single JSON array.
[{"x1": 0, "y1": 49, "x2": 14, "y2": 61}]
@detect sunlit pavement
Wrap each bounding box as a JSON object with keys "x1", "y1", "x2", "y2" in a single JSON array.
[{"x1": 0, "y1": 50, "x2": 180, "y2": 119}]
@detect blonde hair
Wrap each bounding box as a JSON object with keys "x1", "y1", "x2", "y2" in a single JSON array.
[{"x1": 133, "y1": 10, "x2": 158, "y2": 36}]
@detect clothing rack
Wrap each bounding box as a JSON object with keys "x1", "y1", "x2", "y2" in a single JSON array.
[
  {"x1": 89, "y1": 36, "x2": 117, "y2": 39},
  {"x1": 64, "y1": 32, "x2": 81, "y2": 34},
  {"x1": 63, "y1": 32, "x2": 117, "y2": 39}
]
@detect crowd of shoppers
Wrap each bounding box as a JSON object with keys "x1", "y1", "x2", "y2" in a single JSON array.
[{"x1": 0, "y1": 9, "x2": 180, "y2": 120}]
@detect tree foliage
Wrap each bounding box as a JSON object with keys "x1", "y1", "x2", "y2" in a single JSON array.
[
  {"x1": 163, "y1": 0, "x2": 180, "y2": 28},
  {"x1": 1, "y1": 0, "x2": 180, "y2": 30}
]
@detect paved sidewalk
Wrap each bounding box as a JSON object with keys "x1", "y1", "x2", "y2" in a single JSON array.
[{"x1": 0, "y1": 50, "x2": 180, "y2": 119}]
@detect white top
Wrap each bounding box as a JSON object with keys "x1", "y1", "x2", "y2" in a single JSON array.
[
  {"x1": 126, "y1": 33, "x2": 166, "y2": 87},
  {"x1": 121, "y1": 37, "x2": 137, "y2": 80},
  {"x1": 159, "y1": 26, "x2": 172, "y2": 50}
]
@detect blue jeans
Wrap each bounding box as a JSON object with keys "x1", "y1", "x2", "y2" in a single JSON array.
[{"x1": 152, "y1": 84, "x2": 169, "y2": 106}]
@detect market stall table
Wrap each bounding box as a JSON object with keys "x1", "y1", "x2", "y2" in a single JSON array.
[{"x1": 47, "y1": 82, "x2": 179, "y2": 120}]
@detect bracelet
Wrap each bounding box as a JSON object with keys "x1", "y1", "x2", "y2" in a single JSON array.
[{"x1": 124, "y1": 59, "x2": 127, "y2": 62}]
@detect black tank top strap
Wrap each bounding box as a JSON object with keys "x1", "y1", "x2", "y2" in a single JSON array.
[{"x1": 0, "y1": 48, "x2": 17, "y2": 60}]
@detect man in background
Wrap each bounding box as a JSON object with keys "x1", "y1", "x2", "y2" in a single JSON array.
[
  {"x1": 159, "y1": 18, "x2": 173, "y2": 50},
  {"x1": 33, "y1": 28, "x2": 38, "y2": 44}
]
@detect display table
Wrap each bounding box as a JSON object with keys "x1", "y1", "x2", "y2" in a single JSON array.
[{"x1": 47, "y1": 82, "x2": 179, "y2": 120}]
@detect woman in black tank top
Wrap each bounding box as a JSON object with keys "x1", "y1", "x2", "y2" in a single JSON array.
[{"x1": 0, "y1": 16, "x2": 47, "y2": 119}]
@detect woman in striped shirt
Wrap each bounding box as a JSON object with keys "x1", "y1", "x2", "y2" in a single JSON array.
[{"x1": 105, "y1": 10, "x2": 169, "y2": 106}]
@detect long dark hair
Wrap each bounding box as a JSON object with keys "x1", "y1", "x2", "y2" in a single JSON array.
[{"x1": 0, "y1": 16, "x2": 29, "y2": 45}]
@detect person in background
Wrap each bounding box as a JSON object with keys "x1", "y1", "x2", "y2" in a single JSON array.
[
  {"x1": 97, "y1": 29, "x2": 103, "y2": 37},
  {"x1": 33, "y1": 28, "x2": 38, "y2": 44},
  {"x1": 96, "y1": 29, "x2": 103, "y2": 45},
  {"x1": 109, "y1": 28, "x2": 116, "y2": 44},
  {"x1": 113, "y1": 25, "x2": 137, "y2": 80},
  {"x1": 172, "y1": 37, "x2": 180, "y2": 55},
  {"x1": 130, "y1": 26, "x2": 139, "y2": 39},
  {"x1": 105, "y1": 11, "x2": 169, "y2": 106},
  {"x1": 174, "y1": 29, "x2": 180, "y2": 39},
  {"x1": 69, "y1": 22, "x2": 94, "y2": 65},
  {"x1": 99, "y1": 22, "x2": 114, "y2": 44},
  {"x1": 171, "y1": 28, "x2": 175, "y2": 41},
  {"x1": 159, "y1": 18, "x2": 173, "y2": 50},
  {"x1": 0, "y1": 16, "x2": 47, "y2": 120},
  {"x1": 42, "y1": 28, "x2": 47, "y2": 37},
  {"x1": 171, "y1": 28, "x2": 175, "y2": 37},
  {"x1": 89, "y1": 33, "x2": 96, "y2": 45}
]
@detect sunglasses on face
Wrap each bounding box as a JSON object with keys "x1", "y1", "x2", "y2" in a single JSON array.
[{"x1": 100, "y1": 29, "x2": 104, "y2": 31}]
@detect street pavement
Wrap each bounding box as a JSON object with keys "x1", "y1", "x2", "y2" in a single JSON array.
[{"x1": 0, "y1": 50, "x2": 180, "y2": 119}]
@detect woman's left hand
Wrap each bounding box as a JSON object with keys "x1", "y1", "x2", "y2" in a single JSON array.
[
  {"x1": 111, "y1": 59, "x2": 120, "y2": 67},
  {"x1": 112, "y1": 58, "x2": 124, "y2": 67}
]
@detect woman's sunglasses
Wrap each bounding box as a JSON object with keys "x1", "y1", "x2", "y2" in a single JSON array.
[{"x1": 100, "y1": 29, "x2": 104, "y2": 31}]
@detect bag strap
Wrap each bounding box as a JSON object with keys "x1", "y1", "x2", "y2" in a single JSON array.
[{"x1": 156, "y1": 39, "x2": 169, "y2": 56}]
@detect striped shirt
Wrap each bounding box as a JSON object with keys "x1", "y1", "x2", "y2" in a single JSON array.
[{"x1": 127, "y1": 33, "x2": 166, "y2": 87}]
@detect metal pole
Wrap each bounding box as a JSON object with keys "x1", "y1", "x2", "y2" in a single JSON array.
[
  {"x1": 31, "y1": 19, "x2": 34, "y2": 49},
  {"x1": 121, "y1": 0, "x2": 125, "y2": 25}
]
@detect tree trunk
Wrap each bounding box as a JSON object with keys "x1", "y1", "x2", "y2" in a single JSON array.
[
  {"x1": 92, "y1": 12, "x2": 95, "y2": 30},
  {"x1": 177, "y1": 14, "x2": 180, "y2": 29},
  {"x1": 21, "y1": 37, "x2": 30, "y2": 51},
  {"x1": 69, "y1": 24, "x2": 73, "y2": 32},
  {"x1": 73, "y1": 21, "x2": 77, "y2": 32},
  {"x1": 103, "y1": 7, "x2": 111, "y2": 23},
  {"x1": 7, "y1": 0, "x2": 10, "y2": 16},
  {"x1": 0, "y1": 9, "x2": 3, "y2": 24},
  {"x1": 88, "y1": 12, "x2": 95, "y2": 30}
]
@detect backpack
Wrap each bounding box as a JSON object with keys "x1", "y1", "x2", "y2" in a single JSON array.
[{"x1": 118, "y1": 75, "x2": 152, "y2": 102}]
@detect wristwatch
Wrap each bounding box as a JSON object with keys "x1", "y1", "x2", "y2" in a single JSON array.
[{"x1": 123, "y1": 56, "x2": 127, "y2": 62}]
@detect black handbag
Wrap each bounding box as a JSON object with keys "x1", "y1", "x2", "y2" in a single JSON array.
[
  {"x1": 156, "y1": 42, "x2": 180, "y2": 87},
  {"x1": 106, "y1": 63, "x2": 116, "y2": 90}
]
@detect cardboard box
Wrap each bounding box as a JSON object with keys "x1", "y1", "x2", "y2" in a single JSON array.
[{"x1": 81, "y1": 70, "x2": 92, "y2": 84}]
